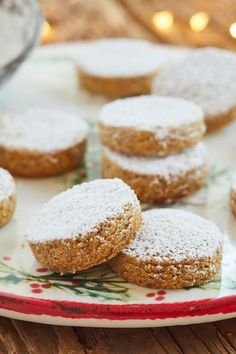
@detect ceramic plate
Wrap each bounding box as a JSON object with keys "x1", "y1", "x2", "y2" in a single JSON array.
[{"x1": 0, "y1": 44, "x2": 236, "y2": 328}]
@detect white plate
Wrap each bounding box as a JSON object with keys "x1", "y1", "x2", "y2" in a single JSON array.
[{"x1": 0, "y1": 43, "x2": 236, "y2": 328}]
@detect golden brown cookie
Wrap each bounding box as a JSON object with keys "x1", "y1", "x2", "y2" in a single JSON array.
[
  {"x1": 0, "y1": 107, "x2": 88, "y2": 177},
  {"x1": 102, "y1": 143, "x2": 208, "y2": 203},
  {"x1": 206, "y1": 106, "x2": 236, "y2": 133},
  {"x1": 0, "y1": 168, "x2": 16, "y2": 227},
  {"x1": 77, "y1": 39, "x2": 162, "y2": 98},
  {"x1": 99, "y1": 96, "x2": 205, "y2": 156},
  {"x1": 26, "y1": 178, "x2": 142, "y2": 273},
  {"x1": 110, "y1": 209, "x2": 223, "y2": 289},
  {"x1": 79, "y1": 71, "x2": 156, "y2": 99},
  {"x1": 153, "y1": 47, "x2": 236, "y2": 131}
]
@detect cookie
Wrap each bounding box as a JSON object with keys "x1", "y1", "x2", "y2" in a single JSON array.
[
  {"x1": 99, "y1": 95, "x2": 205, "y2": 156},
  {"x1": 77, "y1": 39, "x2": 165, "y2": 98},
  {"x1": 230, "y1": 175, "x2": 236, "y2": 217},
  {"x1": 0, "y1": 107, "x2": 88, "y2": 177},
  {"x1": 110, "y1": 209, "x2": 223, "y2": 289},
  {"x1": 0, "y1": 168, "x2": 16, "y2": 227},
  {"x1": 152, "y1": 47, "x2": 236, "y2": 132},
  {"x1": 102, "y1": 143, "x2": 207, "y2": 203},
  {"x1": 26, "y1": 178, "x2": 142, "y2": 273}
]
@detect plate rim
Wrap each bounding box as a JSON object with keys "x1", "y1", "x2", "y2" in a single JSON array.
[{"x1": 1, "y1": 290, "x2": 236, "y2": 321}]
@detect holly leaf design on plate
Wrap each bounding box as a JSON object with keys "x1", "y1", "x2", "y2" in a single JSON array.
[{"x1": 0, "y1": 262, "x2": 131, "y2": 302}]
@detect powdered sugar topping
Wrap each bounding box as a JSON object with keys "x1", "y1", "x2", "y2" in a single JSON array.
[
  {"x1": 123, "y1": 209, "x2": 222, "y2": 262},
  {"x1": 0, "y1": 107, "x2": 88, "y2": 153},
  {"x1": 104, "y1": 142, "x2": 207, "y2": 177},
  {"x1": 153, "y1": 47, "x2": 236, "y2": 117},
  {"x1": 0, "y1": 168, "x2": 15, "y2": 201},
  {"x1": 99, "y1": 96, "x2": 204, "y2": 132},
  {"x1": 26, "y1": 178, "x2": 140, "y2": 243},
  {"x1": 77, "y1": 39, "x2": 179, "y2": 77}
]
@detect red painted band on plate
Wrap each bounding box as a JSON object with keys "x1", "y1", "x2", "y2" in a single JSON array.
[{"x1": 0, "y1": 291, "x2": 236, "y2": 320}]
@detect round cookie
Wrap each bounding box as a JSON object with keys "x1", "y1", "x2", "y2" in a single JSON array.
[
  {"x1": 26, "y1": 178, "x2": 142, "y2": 273},
  {"x1": 0, "y1": 107, "x2": 88, "y2": 177},
  {"x1": 230, "y1": 175, "x2": 236, "y2": 217},
  {"x1": 102, "y1": 142, "x2": 208, "y2": 203},
  {"x1": 110, "y1": 209, "x2": 223, "y2": 289},
  {"x1": 99, "y1": 95, "x2": 205, "y2": 156},
  {"x1": 152, "y1": 47, "x2": 236, "y2": 132},
  {"x1": 77, "y1": 39, "x2": 166, "y2": 98},
  {"x1": 0, "y1": 168, "x2": 16, "y2": 227}
]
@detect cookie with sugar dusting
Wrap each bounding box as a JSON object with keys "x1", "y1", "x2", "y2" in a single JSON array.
[
  {"x1": 102, "y1": 142, "x2": 208, "y2": 203},
  {"x1": 77, "y1": 39, "x2": 171, "y2": 98},
  {"x1": 99, "y1": 95, "x2": 205, "y2": 156},
  {"x1": 0, "y1": 168, "x2": 16, "y2": 227},
  {"x1": 26, "y1": 178, "x2": 142, "y2": 273},
  {"x1": 153, "y1": 47, "x2": 236, "y2": 132},
  {"x1": 0, "y1": 107, "x2": 88, "y2": 177},
  {"x1": 230, "y1": 174, "x2": 236, "y2": 217},
  {"x1": 110, "y1": 209, "x2": 223, "y2": 289}
]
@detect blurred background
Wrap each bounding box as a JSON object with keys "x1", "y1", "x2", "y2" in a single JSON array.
[{"x1": 40, "y1": 0, "x2": 236, "y2": 49}]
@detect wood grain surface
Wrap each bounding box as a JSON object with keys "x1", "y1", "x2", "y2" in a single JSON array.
[
  {"x1": 40, "y1": 0, "x2": 156, "y2": 43},
  {"x1": 0, "y1": 317, "x2": 236, "y2": 353}
]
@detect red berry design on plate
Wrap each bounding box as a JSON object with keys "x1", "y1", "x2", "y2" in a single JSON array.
[
  {"x1": 3, "y1": 256, "x2": 11, "y2": 261},
  {"x1": 30, "y1": 283, "x2": 40, "y2": 288},
  {"x1": 155, "y1": 296, "x2": 165, "y2": 301},
  {"x1": 31, "y1": 288, "x2": 43, "y2": 294},
  {"x1": 72, "y1": 279, "x2": 80, "y2": 285},
  {"x1": 41, "y1": 283, "x2": 52, "y2": 289},
  {"x1": 157, "y1": 290, "x2": 166, "y2": 296},
  {"x1": 146, "y1": 292, "x2": 155, "y2": 297},
  {"x1": 36, "y1": 267, "x2": 48, "y2": 273}
]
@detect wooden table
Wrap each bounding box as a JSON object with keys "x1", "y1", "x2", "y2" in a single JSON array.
[
  {"x1": 40, "y1": 0, "x2": 236, "y2": 50},
  {"x1": 1, "y1": 317, "x2": 236, "y2": 353}
]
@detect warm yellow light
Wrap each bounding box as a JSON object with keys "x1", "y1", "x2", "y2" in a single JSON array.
[
  {"x1": 229, "y1": 22, "x2": 236, "y2": 39},
  {"x1": 41, "y1": 21, "x2": 52, "y2": 43},
  {"x1": 152, "y1": 11, "x2": 174, "y2": 31},
  {"x1": 189, "y1": 11, "x2": 209, "y2": 32}
]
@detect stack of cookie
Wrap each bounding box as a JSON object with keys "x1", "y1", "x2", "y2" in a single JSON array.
[
  {"x1": 26, "y1": 178, "x2": 223, "y2": 289},
  {"x1": 99, "y1": 95, "x2": 208, "y2": 203}
]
